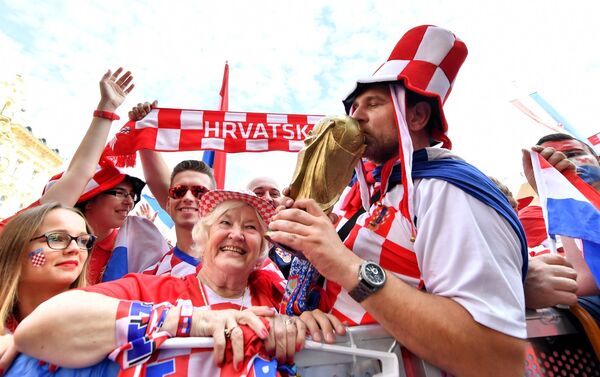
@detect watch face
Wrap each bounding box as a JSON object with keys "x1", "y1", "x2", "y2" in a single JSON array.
[{"x1": 364, "y1": 263, "x2": 385, "y2": 286}]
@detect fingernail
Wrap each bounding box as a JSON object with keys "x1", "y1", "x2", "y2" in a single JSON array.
[
  {"x1": 237, "y1": 360, "x2": 243, "y2": 370},
  {"x1": 296, "y1": 342, "x2": 303, "y2": 352},
  {"x1": 313, "y1": 332, "x2": 321, "y2": 342},
  {"x1": 261, "y1": 328, "x2": 269, "y2": 338}
]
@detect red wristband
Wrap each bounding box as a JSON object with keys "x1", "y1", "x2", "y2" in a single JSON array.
[{"x1": 93, "y1": 110, "x2": 120, "y2": 121}]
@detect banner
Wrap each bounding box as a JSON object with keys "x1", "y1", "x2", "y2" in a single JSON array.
[{"x1": 103, "y1": 109, "x2": 324, "y2": 167}]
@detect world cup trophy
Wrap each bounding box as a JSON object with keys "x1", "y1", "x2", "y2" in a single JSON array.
[
  {"x1": 275, "y1": 115, "x2": 365, "y2": 315},
  {"x1": 288, "y1": 114, "x2": 366, "y2": 214}
]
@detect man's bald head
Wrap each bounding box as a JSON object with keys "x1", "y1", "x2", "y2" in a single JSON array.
[{"x1": 247, "y1": 176, "x2": 281, "y2": 205}]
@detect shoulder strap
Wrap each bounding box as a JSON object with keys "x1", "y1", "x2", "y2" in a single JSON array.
[{"x1": 337, "y1": 191, "x2": 381, "y2": 241}]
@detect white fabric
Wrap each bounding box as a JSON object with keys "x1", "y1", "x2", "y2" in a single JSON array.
[
  {"x1": 413, "y1": 176, "x2": 526, "y2": 338},
  {"x1": 332, "y1": 148, "x2": 526, "y2": 338}
]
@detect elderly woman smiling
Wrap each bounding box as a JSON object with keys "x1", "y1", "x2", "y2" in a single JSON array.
[{"x1": 14, "y1": 191, "x2": 304, "y2": 376}]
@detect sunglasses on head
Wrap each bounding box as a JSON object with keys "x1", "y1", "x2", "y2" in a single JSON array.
[{"x1": 168, "y1": 184, "x2": 210, "y2": 200}]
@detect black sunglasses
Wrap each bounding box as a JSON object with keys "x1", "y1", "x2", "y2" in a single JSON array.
[{"x1": 168, "y1": 184, "x2": 210, "y2": 200}]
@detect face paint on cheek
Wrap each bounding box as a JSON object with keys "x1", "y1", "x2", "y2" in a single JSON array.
[
  {"x1": 572, "y1": 155, "x2": 597, "y2": 165},
  {"x1": 28, "y1": 248, "x2": 46, "y2": 267}
]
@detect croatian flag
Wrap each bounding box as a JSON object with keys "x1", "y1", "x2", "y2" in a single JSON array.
[
  {"x1": 531, "y1": 151, "x2": 600, "y2": 284},
  {"x1": 102, "y1": 216, "x2": 170, "y2": 282}
]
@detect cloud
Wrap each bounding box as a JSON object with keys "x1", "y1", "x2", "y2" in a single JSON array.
[{"x1": 1, "y1": 0, "x2": 599, "y2": 194}]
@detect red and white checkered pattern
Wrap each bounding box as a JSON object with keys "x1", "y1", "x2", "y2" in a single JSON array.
[
  {"x1": 103, "y1": 108, "x2": 324, "y2": 167},
  {"x1": 42, "y1": 157, "x2": 145, "y2": 204},
  {"x1": 343, "y1": 25, "x2": 468, "y2": 149},
  {"x1": 29, "y1": 249, "x2": 46, "y2": 267},
  {"x1": 199, "y1": 190, "x2": 276, "y2": 225},
  {"x1": 328, "y1": 185, "x2": 423, "y2": 325}
]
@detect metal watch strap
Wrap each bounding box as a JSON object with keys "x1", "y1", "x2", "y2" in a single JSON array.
[{"x1": 348, "y1": 280, "x2": 376, "y2": 303}]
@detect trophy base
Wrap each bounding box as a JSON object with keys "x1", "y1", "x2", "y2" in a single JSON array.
[{"x1": 264, "y1": 234, "x2": 307, "y2": 260}]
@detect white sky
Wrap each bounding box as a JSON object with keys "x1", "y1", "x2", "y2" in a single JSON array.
[{"x1": 1, "y1": 0, "x2": 599, "y2": 194}]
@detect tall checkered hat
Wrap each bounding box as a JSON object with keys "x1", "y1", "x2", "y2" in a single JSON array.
[
  {"x1": 343, "y1": 25, "x2": 467, "y2": 149},
  {"x1": 43, "y1": 157, "x2": 145, "y2": 204},
  {"x1": 199, "y1": 190, "x2": 276, "y2": 225}
]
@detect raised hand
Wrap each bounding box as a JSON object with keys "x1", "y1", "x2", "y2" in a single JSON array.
[
  {"x1": 129, "y1": 100, "x2": 158, "y2": 121},
  {"x1": 522, "y1": 146, "x2": 576, "y2": 193},
  {"x1": 97, "y1": 67, "x2": 135, "y2": 112},
  {"x1": 136, "y1": 203, "x2": 157, "y2": 222}
]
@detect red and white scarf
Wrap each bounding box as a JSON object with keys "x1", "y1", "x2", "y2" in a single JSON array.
[{"x1": 102, "y1": 108, "x2": 324, "y2": 167}]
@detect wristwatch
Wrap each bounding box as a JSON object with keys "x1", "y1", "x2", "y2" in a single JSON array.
[{"x1": 348, "y1": 261, "x2": 386, "y2": 303}]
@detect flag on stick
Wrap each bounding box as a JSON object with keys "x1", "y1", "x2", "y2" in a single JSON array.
[
  {"x1": 531, "y1": 151, "x2": 600, "y2": 285},
  {"x1": 202, "y1": 62, "x2": 229, "y2": 188}
]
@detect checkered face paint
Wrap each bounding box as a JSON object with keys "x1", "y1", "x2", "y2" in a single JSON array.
[{"x1": 28, "y1": 248, "x2": 46, "y2": 267}]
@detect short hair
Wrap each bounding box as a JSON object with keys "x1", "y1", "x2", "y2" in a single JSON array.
[
  {"x1": 0, "y1": 202, "x2": 91, "y2": 332},
  {"x1": 191, "y1": 200, "x2": 269, "y2": 266},
  {"x1": 536, "y1": 133, "x2": 598, "y2": 158},
  {"x1": 489, "y1": 176, "x2": 518, "y2": 211},
  {"x1": 170, "y1": 160, "x2": 216, "y2": 188}
]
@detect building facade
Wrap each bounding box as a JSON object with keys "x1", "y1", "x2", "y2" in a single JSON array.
[{"x1": 0, "y1": 74, "x2": 63, "y2": 220}]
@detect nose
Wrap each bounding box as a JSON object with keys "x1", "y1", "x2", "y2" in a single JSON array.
[
  {"x1": 228, "y1": 225, "x2": 245, "y2": 241},
  {"x1": 350, "y1": 105, "x2": 366, "y2": 124},
  {"x1": 63, "y1": 239, "x2": 81, "y2": 254},
  {"x1": 182, "y1": 188, "x2": 197, "y2": 201}
]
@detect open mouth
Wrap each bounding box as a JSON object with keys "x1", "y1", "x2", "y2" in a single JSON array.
[
  {"x1": 178, "y1": 207, "x2": 198, "y2": 213},
  {"x1": 220, "y1": 246, "x2": 246, "y2": 256}
]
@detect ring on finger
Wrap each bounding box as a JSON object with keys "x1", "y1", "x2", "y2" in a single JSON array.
[
  {"x1": 285, "y1": 317, "x2": 295, "y2": 326},
  {"x1": 224, "y1": 326, "x2": 237, "y2": 338}
]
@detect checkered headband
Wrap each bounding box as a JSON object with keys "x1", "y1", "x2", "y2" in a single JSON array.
[
  {"x1": 343, "y1": 25, "x2": 468, "y2": 149},
  {"x1": 43, "y1": 157, "x2": 145, "y2": 204},
  {"x1": 199, "y1": 190, "x2": 276, "y2": 225}
]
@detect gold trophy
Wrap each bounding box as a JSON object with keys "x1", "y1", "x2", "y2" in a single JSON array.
[
  {"x1": 267, "y1": 115, "x2": 365, "y2": 256},
  {"x1": 288, "y1": 115, "x2": 366, "y2": 213}
]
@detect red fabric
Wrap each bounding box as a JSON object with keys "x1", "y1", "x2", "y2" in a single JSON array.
[
  {"x1": 518, "y1": 206, "x2": 547, "y2": 248},
  {"x1": 213, "y1": 62, "x2": 229, "y2": 189},
  {"x1": 87, "y1": 228, "x2": 119, "y2": 285},
  {"x1": 85, "y1": 270, "x2": 283, "y2": 308},
  {"x1": 339, "y1": 161, "x2": 376, "y2": 213},
  {"x1": 588, "y1": 131, "x2": 600, "y2": 146},
  {"x1": 101, "y1": 109, "x2": 324, "y2": 168},
  {"x1": 0, "y1": 199, "x2": 41, "y2": 234}
]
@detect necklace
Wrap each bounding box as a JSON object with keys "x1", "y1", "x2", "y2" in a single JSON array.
[{"x1": 197, "y1": 275, "x2": 248, "y2": 312}]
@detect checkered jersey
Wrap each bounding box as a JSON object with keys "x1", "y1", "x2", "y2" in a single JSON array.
[{"x1": 328, "y1": 183, "x2": 423, "y2": 325}]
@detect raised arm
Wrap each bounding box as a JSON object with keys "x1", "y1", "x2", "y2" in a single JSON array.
[
  {"x1": 41, "y1": 68, "x2": 135, "y2": 205},
  {"x1": 130, "y1": 101, "x2": 172, "y2": 209}
]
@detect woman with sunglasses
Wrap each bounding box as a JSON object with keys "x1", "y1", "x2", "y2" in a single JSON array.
[
  {"x1": 13, "y1": 191, "x2": 303, "y2": 376},
  {"x1": 0, "y1": 202, "x2": 94, "y2": 374}
]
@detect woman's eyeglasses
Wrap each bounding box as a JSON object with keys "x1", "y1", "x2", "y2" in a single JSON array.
[
  {"x1": 168, "y1": 184, "x2": 209, "y2": 200},
  {"x1": 104, "y1": 189, "x2": 139, "y2": 203},
  {"x1": 30, "y1": 231, "x2": 97, "y2": 251}
]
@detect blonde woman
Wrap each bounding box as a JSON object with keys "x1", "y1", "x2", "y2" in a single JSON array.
[{"x1": 0, "y1": 202, "x2": 94, "y2": 374}]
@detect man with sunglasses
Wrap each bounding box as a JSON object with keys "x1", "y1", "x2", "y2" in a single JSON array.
[{"x1": 142, "y1": 159, "x2": 216, "y2": 276}]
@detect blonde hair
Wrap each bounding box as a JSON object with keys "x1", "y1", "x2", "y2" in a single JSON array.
[
  {"x1": 192, "y1": 200, "x2": 269, "y2": 264},
  {"x1": 0, "y1": 202, "x2": 91, "y2": 333}
]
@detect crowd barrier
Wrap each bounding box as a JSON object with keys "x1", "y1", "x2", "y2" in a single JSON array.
[{"x1": 161, "y1": 308, "x2": 600, "y2": 377}]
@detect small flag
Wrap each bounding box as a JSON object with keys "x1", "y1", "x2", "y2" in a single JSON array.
[{"x1": 531, "y1": 151, "x2": 600, "y2": 284}]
